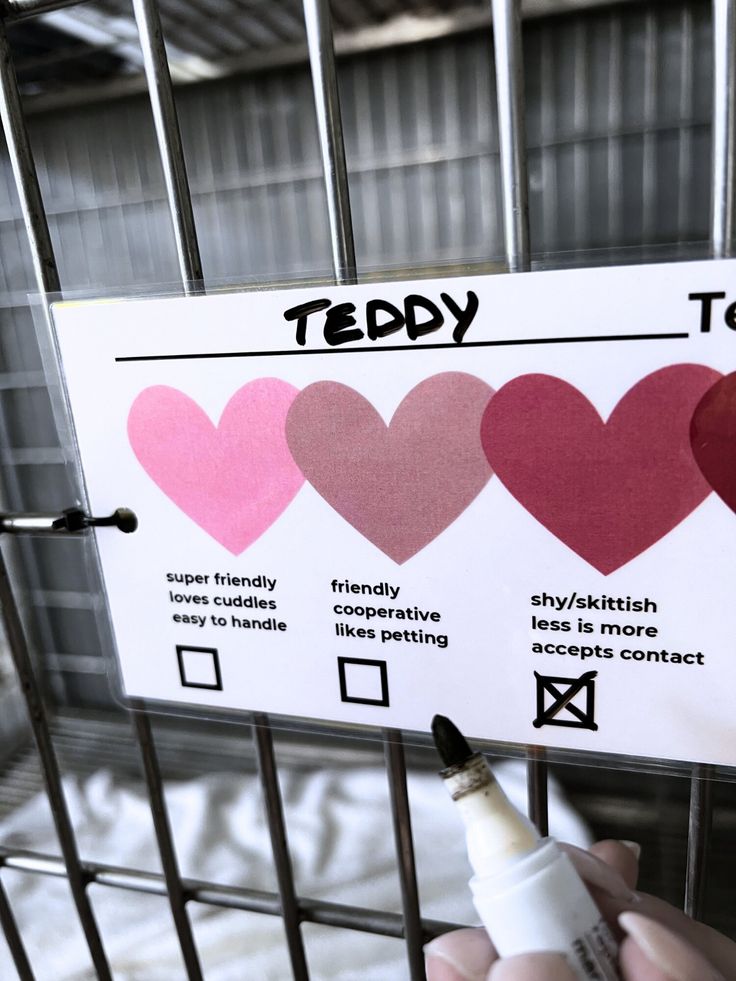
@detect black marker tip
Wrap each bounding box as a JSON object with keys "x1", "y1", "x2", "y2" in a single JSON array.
[{"x1": 431, "y1": 714, "x2": 475, "y2": 768}]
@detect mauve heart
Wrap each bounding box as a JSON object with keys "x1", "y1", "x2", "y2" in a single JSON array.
[
  {"x1": 128, "y1": 379, "x2": 304, "y2": 554},
  {"x1": 691, "y1": 370, "x2": 736, "y2": 513},
  {"x1": 481, "y1": 365, "x2": 720, "y2": 575},
  {"x1": 285, "y1": 372, "x2": 495, "y2": 564}
]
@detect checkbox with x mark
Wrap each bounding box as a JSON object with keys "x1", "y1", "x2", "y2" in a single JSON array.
[{"x1": 532, "y1": 670, "x2": 598, "y2": 731}]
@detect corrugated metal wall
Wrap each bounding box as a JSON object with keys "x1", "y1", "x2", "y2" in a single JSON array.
[{"x1": 0, "y1": 0, "x2": 715, "y2": 707}]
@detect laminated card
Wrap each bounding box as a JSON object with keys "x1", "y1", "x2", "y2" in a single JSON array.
[{"x1": 49, "y1": 259, "x2": 736, "y2": 765}]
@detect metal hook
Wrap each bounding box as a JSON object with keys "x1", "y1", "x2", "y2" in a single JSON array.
[{"x1": 0, "y1": 507, "x2": 138, "y2": 535}]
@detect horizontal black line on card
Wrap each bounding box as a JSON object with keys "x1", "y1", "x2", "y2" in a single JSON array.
[{"x1": 114, "y1": 332, "x2": 691, "y2": 362}]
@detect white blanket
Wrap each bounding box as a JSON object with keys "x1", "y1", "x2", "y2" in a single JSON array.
[{"x1": 0, "y1": 761, "x2": 590, "y2": 980}]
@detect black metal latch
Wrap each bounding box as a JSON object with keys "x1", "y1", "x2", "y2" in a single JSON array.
[{"x1": 0, "y1": 507, "x2": 138, "y2": 535}]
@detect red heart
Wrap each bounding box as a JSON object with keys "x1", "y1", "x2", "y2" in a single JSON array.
[
  {"x1": 691, "y1": 370, "x2": 736, "y2": 513},
  {"x1": 285, "y1": 372, "x2": 494, "y2": 564},
  {"x1": 481, "y1": 365, "x2": 720, "y2": 574}
]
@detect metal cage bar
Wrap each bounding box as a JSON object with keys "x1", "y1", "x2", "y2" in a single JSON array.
[
  {"x1": 253, "y1": 714, "x2": 310, "y2": 981},
  {"x1": 124, "y1": 1, "x2": 209, "y2": 964},
  {"x1": 0, "y1": 845, "x2": 465, "y2": 939},
  {"x1": 301, "y1": 6, "x2": 428, "y2": 974},
  {"x1": 0, "y1": 549, "x2": 113, "y2": 980},
  {"x1": 132, "y1": 0, "x2": 204, "y2": 292},
  {"x1": 303, "y1": 0, "x2": 357, "y2": 284},
  {"x1": 124, "y1": 4, "x2": 209, "y2": 964},
  {"x1": 0, "y1": 20, "x2": 116, "y2": 980},
  {"x1": 0, "y1": 21, "x2": 60, "y2": 295},
  {"x1": 526, "y1": 745, "x2": 549, "y2": 838},
  {"x1": 121, "y1": 0, "x2": 209, "y2": 968},
  {"x1": 305, "y1": 0, "x2": 429, "y2": 968},
  {"x1": 712, "y1": 0, "x2": 736, "y2": 257},
  {"x1": 490, "y1": 0, "x2": 530, "y2": 274},
  {"x1": 682, "y1": 0, "x2": 736, "y2": 917},
  {"x1": 383, "y1": 731, "x2": 426, "y2": 981},
  {"x1": 131, "y1": 708, "x2": 205, "y2": 980},
  {"x1": 0, "y1": 874, "x2": 34, "y2": 980},
  {"x1": 685, "y1": 767, "x2": 713, "y2": 918},
  {"x1": 490, "y1": 0, "x2": 549, "y2": 836},
  {"x1": 0, "y1": 3, "x2": 208, "y2": 976},
  {"x1": 2, "y1": 0, "x2": 84, "y2": 20}
]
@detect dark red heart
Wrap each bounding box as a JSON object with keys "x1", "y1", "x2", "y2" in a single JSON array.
[
  {"x1": 690, "y1": 370, "x2": 736, "y2": 514},
  {"x1": 481, "y1": 365, "x2": 720, "y2": 575}
]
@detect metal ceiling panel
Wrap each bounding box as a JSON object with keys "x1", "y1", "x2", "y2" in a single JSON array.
[{"x1": 3, "y1": 0, "x2": 646, "y2": 106}]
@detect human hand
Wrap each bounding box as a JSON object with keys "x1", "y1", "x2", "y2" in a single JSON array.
[{"x1": 424, "y1": 840, "x2": 736, "y2": 980}]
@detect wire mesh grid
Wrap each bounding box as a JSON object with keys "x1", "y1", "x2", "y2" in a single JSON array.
[{"x1": 0, "y1": 0, "x2": 730, "y2": 978}]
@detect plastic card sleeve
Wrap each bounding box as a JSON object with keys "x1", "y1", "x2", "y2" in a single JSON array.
[{"x1": 27, "y1": 252, "x2": 736, "y2": 780}]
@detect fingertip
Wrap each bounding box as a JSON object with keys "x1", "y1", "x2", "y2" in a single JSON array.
[
  {"x1": 425, "y1": 952, "x2": 476, "y2": 981},
  {"x1": 561, "y1": 842, "x2": 638, "y2": 901},
  {"x1": 618, "y1": 911, "x2": 725, "y2": 981},
  {"x1": 425, "y1": 928, "x2": 495, "y2": 981},
  {"x1": 488, "y1": 952, "x2": 577, "y2": 981},
  {"x1": 619, "y1": 840, "x2": 642, "y2": 862},
  {"x1": 589, "y1": 838, "x2": 640, "y2": 889},
  {"x1": 619, "y1": 935, "x2": 672, "y2": 981}
]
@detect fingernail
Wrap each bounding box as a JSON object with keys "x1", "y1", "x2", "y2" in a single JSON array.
[
  {"x1": 619, "y1": 840, "x2": 641, "y2": 861},
  {"x1": 489, "y1": 952, "x2": 577, "y2": 980},
  {"x1": 425, "y1": 929, "x2": 494, "y2": 981},
  {"x1": 561, "y1": 843, "x2": 640, "y2": 901},
  {"x1": 619, "y1": 912, "x2": 725, "y2": 981}
]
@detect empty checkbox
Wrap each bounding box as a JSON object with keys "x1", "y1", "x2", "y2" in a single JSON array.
[
  {"x1": 337, "y1": 657, "x2": 389, "y2": 707},
  {"x1": 177, "y1": 645, "x2": 223, "y2": 690}
]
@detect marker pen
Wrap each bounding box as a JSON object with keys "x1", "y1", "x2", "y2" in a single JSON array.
[{"x1": 431, "y1": 715, "x2": 620, "y2": 981}]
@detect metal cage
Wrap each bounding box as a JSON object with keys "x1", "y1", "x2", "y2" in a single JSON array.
[{"x1": 0, "y1": 0, "x2": 732, "y2": 978}]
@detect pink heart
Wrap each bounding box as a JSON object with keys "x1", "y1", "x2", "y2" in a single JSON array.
[
  {"x1": 128, "y1": 380, "x2": 304, "y2": 554},
  {"x1": 481, "y1": 365, "x2": 720, "y2": 575},
  {"x1": 285, "y1": 372, "x2": 495, "y2": 564}
]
